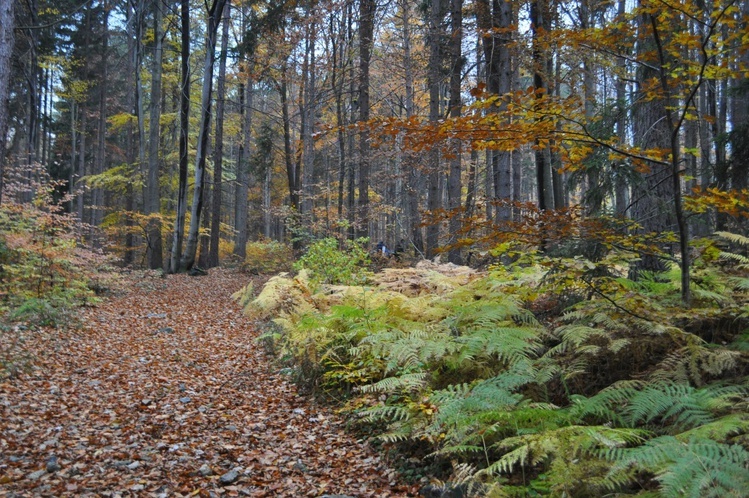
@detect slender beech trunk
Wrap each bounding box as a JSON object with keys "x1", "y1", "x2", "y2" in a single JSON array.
[
  {"x1": 400, "y1": 0, "x2": 423, "y2": 254},
  {"x1": 170, "y1": 0, "x2": 190, "y2": 273},
  {"x1": 358, "y1": 0, "x2": 375, "y2": 239},
  {"x1": 446, "y1": 0, "x2": 463, "y2": 264},
  {"x1": 301, "y1": 21, "x2": 317, "y2": 220},
  {"x1": 426, "y1": 0, "x2": 442, "y2": 259},
  {"x1": 92, "y1": 0, "x2": 110, "y2": 241},
  {"x1": 0, "y1": 0, "x2": 15, "y2": 204},
  {"x1": 208, "y1": 1, "x2": 230, "y2": 268},
  {"x1": 181, "y1": 0, "x2": 228, "y2": 270},
  {"x1": 531, "y1": 0, "x2": 554, "y2": 211},
  {"x1": 614, "y1": 0, "x2": 629, "y2": 217},
  {"x1": 146, "y1": 0, "x2": 164, "y2": 270},
  {"x1": 234, "y1": 76, "x2": 253, "y2": 257}
]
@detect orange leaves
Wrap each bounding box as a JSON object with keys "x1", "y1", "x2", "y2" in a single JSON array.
[
  {"x1": 684, "y1": 187, "x2": 749, "y2": 218},
  {"x1": 0, "y1": 270, "x2": 414, "y2": 497}
]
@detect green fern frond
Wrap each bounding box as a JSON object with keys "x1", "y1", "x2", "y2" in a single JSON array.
[
  {"x1": 605, "y1": 436, "x2": 749, "y2": 498},
  {"x1": 361, "y1": 404, "x2": 412, "y2": 422},
  {"x1": 480, "y1": 426, "x2": 646, "y2": 477},
  {"x1": 676, "y1": 414, "x2": 749, "y2": 443},
  {"x1": 623, "y1": 382, "x2": 745, "y2": 431},
  {"x1": 359, "y1": 372, "x2": 429, "y2": 394}
]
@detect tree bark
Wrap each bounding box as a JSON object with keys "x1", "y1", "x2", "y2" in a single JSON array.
[
  {"x1": 146, "y1": 0, "x2": 164, "y2": 270},
  {"x1": 208, "y1": 1, "x2": 231, "y2": 268},
  {"x1": 181, "y1": 0, "x2": 228, "y2": 271},
  {"x1": 0, "y1": 0, "x2": 15, "y2": 204},
  {"x1": 170, "y1": 0, "x2": 190, "y2": 273},
  {"x1": 358, "y1": 0, "x2": 375, "y2": 239},
  {"x1": 426, "y1": 0, "x2": 443, "y2": 259},
  {"x1": 447, "y1": 0, "x2": 463, "y2": 264}
]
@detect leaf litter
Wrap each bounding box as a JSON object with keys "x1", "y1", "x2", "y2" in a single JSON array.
[{"x1": 0, "y1": 269, "x2": 416, "y2": 497}]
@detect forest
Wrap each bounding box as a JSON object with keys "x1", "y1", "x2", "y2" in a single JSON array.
[{"x1": 0, "y1": 0, "x2": 749, "y2": 496}]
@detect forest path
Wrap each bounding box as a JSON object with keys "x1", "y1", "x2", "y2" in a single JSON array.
[{"x1": 1, "y1": 269, "x2": 413, "y2": 497}]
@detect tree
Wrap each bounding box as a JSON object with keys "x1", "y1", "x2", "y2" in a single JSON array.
[
  {"x1": 446, "y1": 0, "x2": 463, "y2": 264},
  {"x1": 181, "y1": 0, "x2": 229, "y2": 271},
  {"x1": 208, "y1": 1, "x2": 231, "y2": 268},
  {"x1": 146, "y1": 0, "x2": 164, "y2": 270},
  {"x1": 358, "y1": 0, "x2": 375, "y2": 239},
  {"x1": 170, "y1": 0, "x2": 190, "y2": 273},
  {"x1": 0, "y1": 0, "x2": 15, "y2": 204}
]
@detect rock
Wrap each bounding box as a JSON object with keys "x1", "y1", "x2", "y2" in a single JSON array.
[
  {"x1": 27, "y1": 469, "x2": 46, "y2": 481},
  {"x1": 179, "y1": 397, "x2": 192, "y2": 404},
  {"x1": 154, "y1": 327, "x2": 174, "y2": 334},
  {"x1": 141, "y1": 399, "x2": 152, "y2": 406},
  {"x1": 127, "y1": 461, "x2": 141, "y2": 470},
  {"x1": 46, "y1": 456, "x2": 61, "y2": 473},
  {"x1": 219, "y1": 469, "x2": 238, "y2": 485},
  {"x1": 198, "y1": 464, "x2": 213, "y2": 477}
]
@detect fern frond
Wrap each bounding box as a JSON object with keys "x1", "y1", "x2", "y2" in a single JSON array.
[
  {"x1": 360, "y1": 404, "x2": 412, "y2": 422},
  {"x1": 604, "y1": 436, "x2": 749, "y2": 498},
  {"x1": 359, "y1": 372, "x2": 429, "y2": 394},
  {"x1": 715, "y1": 231, "x2": 749, "y2": 247}
]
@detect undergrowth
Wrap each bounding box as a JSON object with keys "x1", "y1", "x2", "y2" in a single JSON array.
[
  {"x1": 0, "y1": 181, "x2": 117, "y2": 378},
  {"x1": 236, "y1": 236, "x2": 749, "y2": 496}
]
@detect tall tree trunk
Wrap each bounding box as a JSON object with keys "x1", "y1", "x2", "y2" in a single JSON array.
[
  {"x1": 0, "y1": 0, "x2": 15, "y2": 204},
  {"x1": 234, "y1": 76, "x2": 253, "y2": 257},
  {"x1": 208, "y1": 1, "x2": 231, "y2": 268},
  {"x1": 531, "y1": 0, "x2": 554, "y2": 211},
  {"x1": 146, "y1": 0, "x2": 164, "y2": 270},
  {"x1": 301, "y1": 21, "x2": 317, "y2": 221},
  {"x1": 92, "y1": 0, "x2": 110, "y2": 242},
  {"x1": 446, "y1": 0, "x2": 463, "y2": 264},
  {"x1": 631, "y1": 9, "x2": 675, "y2": 274},
  {"x1": 426, "y1": 0, "x2": 443, "y2": 259},
  {"x1": 358, "y1": 0, "x2": 375, "y2": 239},
  {"x1": 181, "y1": 0, "x2": 228, "y2": 271},
  {"x1": 170, "y1": 0, "x2": 190, "y2": 273},
  {"x1": 280, "y1": 64, "x2": 299, "y2": 213},
  {"x1": 614, "y1": 0, "x2": 629, "y2": 217}
]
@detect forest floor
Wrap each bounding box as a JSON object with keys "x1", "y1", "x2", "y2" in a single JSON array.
[{"x1": 0, "y1": 269, "x2": 416, "y2": 497}]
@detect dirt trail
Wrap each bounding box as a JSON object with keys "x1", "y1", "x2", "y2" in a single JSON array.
[{"x1": 1, "y1": 269, "x2": 414, "y2": 497}]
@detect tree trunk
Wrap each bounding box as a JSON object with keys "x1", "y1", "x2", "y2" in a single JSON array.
[
  {"x1": 0, "y1": 0, "x2": 15, "y2": 204},
  {"x1": 146, "y1": 0, "x2": 164, "y2": 270},
  {"x1": 531, "y1": 0, "x2": 554, "y2": 211},
  {"x1": 447, "y1": 0, "x2": 463, "y2": 264},
  {"x1": 426, "y1": 0, "x2": 443, "y2": 259},
  {"x1": 358, "y1": 0, "x2": 375, "y2": 239},
  {"x1": 234, "y1": 76, "x2": 253, "y2": 257},
  {"x1": 208, "y1": 1, "x2": 231, "y2": 268},
  {"x1": 92, "y1": 0, "x2": 110, "y2": 242},
  {"x1": 301, "y1": 21, "x2": 317, "y2": 221},
  {"x1": 170, "y1": 0, "x2": 190, "y2": 273},
  {"x1": 181, "y1": 0, "x2": 228, "y2": 271}
]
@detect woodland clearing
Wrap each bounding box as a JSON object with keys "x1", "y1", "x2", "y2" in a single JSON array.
[{"x1": 0, "y1": 269, "x2": 415, "y2": 497}]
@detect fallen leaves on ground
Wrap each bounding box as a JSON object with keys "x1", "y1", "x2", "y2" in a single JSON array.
[{"x1": 0, "y1": 269, "x2": 417, "y2": 497}]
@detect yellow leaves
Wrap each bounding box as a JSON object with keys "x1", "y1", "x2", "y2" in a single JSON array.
[{"x1": 684, "y1": 188, "x2": 749, "y2": 218}]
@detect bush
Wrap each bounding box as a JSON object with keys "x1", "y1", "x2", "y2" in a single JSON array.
[
  {"x1": 293, "y1": 237, "x2": 371, "y2": 287},
  {"x1": 242, "y1": 239, "x2": 294, "y2": 274}
]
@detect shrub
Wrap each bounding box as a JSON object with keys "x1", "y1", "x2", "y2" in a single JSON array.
[
  {"x1": 243, "y1": 239, "x2": 294, "y2": 274},
  {"x1": 293, "y1": 237, "x2": 371, "y2": 287}
]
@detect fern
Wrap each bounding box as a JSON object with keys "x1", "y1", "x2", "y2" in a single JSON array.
[
  {"x1": 604, "y1": 436, "x2": 749, "y2": 497},
  {"x1": 622, "y1": 382, "x2": 746, "y2": 431},
  {"x1": 478, "y1": 425, "x2": 646, "y2": 476},
  {"x1": 359, "y1": 372, "x2": 429, "y2": 394}
]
